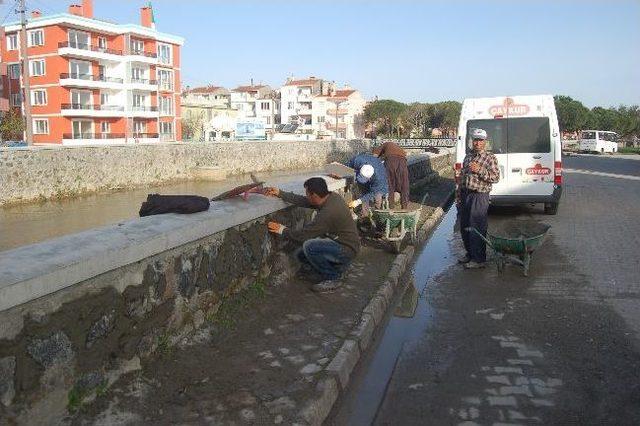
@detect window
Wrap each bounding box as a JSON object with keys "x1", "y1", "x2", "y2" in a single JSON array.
[
  {"x1": 29, "y1": 59, "x2": 45, "y2": 76},
  {"x1": 31, "y1": 89, "x2": 47, "y2": 105},
  {"x1": 97, "y1": 37, "x2": 107, "y2": 50},
  {"x1": 581, "y1": 131, "x2": 596, "y2": 140},
  {"x1": 130, "y1": 39, "x2": 144, "y2": 55},
  {"x1": 8, "y1": 64, "x2": 20, "y2": 79},
  {"x1": 157, "y1": 43, "x2": 172, "y2": 65},
  {"x1": 101, "y1": 122, "x2": 110, "y2": 133},
  {"x1": 131, "y1": 67, "x2": 145, "y2": 83},
  {"x1": 11, "y1": 93, "x2": 21, "y2": 106},
  {"x1": 287, "y1": 102, "x2": 294, "y2": 109},
  {"x1": 318, "y1": 116, "x2": 325, "y2": 123},
  {"x1": 72, "y1": 120, "x2": 92, "y2": 138},
  {"x1": 266, "y1": 116, "x2": 271, "y2": 125},
  {"x1": 6, "y1": 33, "x2": 18, "y2": 50},
  {"x1": 71, "y1": 90, "x2": 91, "y2": 108},
  {"x1": 100, "y1": 93, "x2": 109, "y2": 105},
  {"x1": 261, "y1": 102, "x2": 270, "y2": 110},
  {"x1": 159, "y1": 97, "x2": 173, "y2": 115},
  {"x1": 68, "y1": 30, "x2": 89, "y2": 49},
  {"x1": 28, "y1": 29, "x2": 44, "y2": 47},
  {"x1": 69, "y1": 60, "x2": 90, "y2": 79},
  {"x1": 132, "y1": 94, "x2": 146, "y2": 109},
  {"x1": 33, "y1": 119, "x2": 49, "y2": 134},
  {"x1": 133, "y1": 121, "x2": 146, "y2": 134},
  {"x1": 466, "y1": 117, "x2": 550, "y2": 154},
  {"x1": 157, "y1": 68, "x2": 173, "y2": 90},
  {"x1": 160, "y1": 121, "x2": 173, "y2": 134}
]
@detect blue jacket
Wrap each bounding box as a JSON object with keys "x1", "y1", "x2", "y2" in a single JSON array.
[{"x1": 347, "y1": 153, "x2": 389, "y2": 203}]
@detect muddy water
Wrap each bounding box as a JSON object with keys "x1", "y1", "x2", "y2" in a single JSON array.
[
  {"x1": 0, "y1": 168, "x2": 322, "y2": 252},
  {"x1": 332, "y1": 205, "x2": 458, "y2": 425}
]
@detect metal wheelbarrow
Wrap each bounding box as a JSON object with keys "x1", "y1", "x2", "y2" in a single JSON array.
[
  {"x1": 465, "y1": 220, "x2": 551, "y2": 276},
  {"x1": 369, "y1": 194, "x2": 427, "y2": 253}
]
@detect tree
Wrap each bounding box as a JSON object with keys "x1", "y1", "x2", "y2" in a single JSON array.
[
  {"x1": 364, "y1": 100, "x2": 407, "y2": 137},
  {"x1": 554, "y1": 95, "x2": 590, "y2": 133},
  {"x1": 614, "y1": 105, "x2": 640, "y2": 138},
  {"x1": 0, "y1": 109, "x2": 25, "y2": 141},
  {"x1": 400, "y1": 103, "x2": 429, "y2": 137},
  {"x1": 182, "y1": 111, "x2": 205, "y2": 141}
]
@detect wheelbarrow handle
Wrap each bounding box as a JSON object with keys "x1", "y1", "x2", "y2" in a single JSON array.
[{"x1": 464, "y1": 227, "x2": 495, "y2": 250}]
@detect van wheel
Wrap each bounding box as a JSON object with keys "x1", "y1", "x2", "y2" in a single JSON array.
[
  {"x1": 544, "y1": 202, "x2": 559, "y2": 215},
  {"x1": 601, "y1": 148, "x2": 604, "y2": 154}
]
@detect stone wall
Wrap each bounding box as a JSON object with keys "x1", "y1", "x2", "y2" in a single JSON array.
[
  {"x1": 0, "y1": 140, "x2": 372, "y2": 206},
  {"x1": 0, "y1": 152, "x2": 453, "y2": 422}
]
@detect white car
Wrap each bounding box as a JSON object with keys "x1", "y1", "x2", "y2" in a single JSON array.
[{"x1": 455, "y1": 95, "x2": 563, "y2": 215}]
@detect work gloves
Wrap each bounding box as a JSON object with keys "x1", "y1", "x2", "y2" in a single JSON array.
[
  {"x1": 267, "y1": 221, "x2": 286, "y2": 235},
  {"x1": 348, "y1": 199, "x2": 362, "y2": 209}
]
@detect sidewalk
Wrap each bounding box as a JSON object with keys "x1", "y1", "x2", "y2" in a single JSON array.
[{"x1": 69, "y1": 175, "x2": 455, "y2": 425}]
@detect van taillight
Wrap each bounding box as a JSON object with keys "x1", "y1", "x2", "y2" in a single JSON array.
[
  {"x1": 554, "y1": 161, "x2": 562, "y2": 185},
  {"x1": 455, "y1": 163, "x2": 462, "y2": 184}
]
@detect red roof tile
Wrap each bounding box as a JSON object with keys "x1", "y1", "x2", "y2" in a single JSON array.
[
  {"x1": 233, "y1": 85, "x2": 266, "y2": 92},
  {"x1": 185, "y1": 86, "x2": 225, "y2": 94},
  {"x1": 284, "y1": 78, "x2": 320, "y2": 87}
]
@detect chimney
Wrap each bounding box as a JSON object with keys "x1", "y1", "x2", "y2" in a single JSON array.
[
  {"x1": 141, "y1": 6, "x2": 153, "y2": 28},
  {"x1": 69, "y1": 4, "x2": 82, "y2": 16},
  {"x1": 31, "y1": 10, "x2": 42, "y2": 18},
  {"x1": 82, "y1": 0, "x2": 93, "y2": 18}
]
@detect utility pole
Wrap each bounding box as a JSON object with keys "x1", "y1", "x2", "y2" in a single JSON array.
[{"x1": 18, "y1": 0, "x2": 34, "y2": 145}]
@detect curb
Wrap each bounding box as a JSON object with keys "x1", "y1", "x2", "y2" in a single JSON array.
[{"x1": 298, "y1": 186, "x2": 455, "y2": 425}]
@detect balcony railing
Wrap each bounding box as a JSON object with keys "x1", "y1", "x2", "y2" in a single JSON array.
[
  {"x1": 158, "y1": 82, "x2": 174, "y2": 91},
  {"x1": 58, "y1": 41, "x2": 123, "y2": 56},
  {"x1": 129, "y1": 49, "x2": 158, "y2": 58},
  {"x1": 160, "y1": 133, "x2": 175, "y2": 141},
  {"x1": 132, "y1": 133, "x2": 159, "y2": 138},
  {"x1": 62, "y1": 133, "x2": 126, "y2": 139},
  {"x1": 130, "y1": 106, "x2": 159, "y2": 112},
  {"x1": 61, "y1": 103, "x2": 125, "y2": 111},
  {"x1": 129, "y1": 78, "x2": 158, "y2": 85},
  {"x1": 60, "y1": 73, "x2": 124, "y2": 84}
]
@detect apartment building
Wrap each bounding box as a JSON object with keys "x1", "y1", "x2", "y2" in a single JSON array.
[
  {"x1": 182, "y1": 85, "x2": 230, "y2": 109},
  {"x1": 280, "y1": 77, "x2": 334, "y2": 133},
  {"x1": 312, "y1": 88, "x2": 366, "y2": 139},
  {"x1": 181, "y1": 86, "x2": 233, "y2": 141},
  {"x1": 230, "y1": 83, "x2": 279, "y2": 131},
  {"x1": 0, "y1": 27, "x2": 9, "y2": 117},
  {"x1": 0, "y1": 0, "x2": 184, "y2": 145}
]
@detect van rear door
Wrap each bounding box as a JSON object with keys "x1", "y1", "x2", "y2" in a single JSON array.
[
  {"x1": 505, "y1": 117, "x2": 555, "y2": 197},
  {"x1": 465, "y1": 118, "x2": 509, "y2": 194}
]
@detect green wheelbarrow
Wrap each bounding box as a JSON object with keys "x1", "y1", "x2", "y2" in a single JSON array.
[
  {"x1": 369, "y1": 194, "x2": 427, "y2": 254},
  {"x1": 465, "y1": 220, "x2": 551, "y2": 276}
]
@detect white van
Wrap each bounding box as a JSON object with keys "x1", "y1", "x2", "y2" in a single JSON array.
[
  {"x1": 456, "y1": 95, "x2": 563, "y2": 215},
  {"x1": 579, "y1": 130, "x2": 618, "y2": 154}
]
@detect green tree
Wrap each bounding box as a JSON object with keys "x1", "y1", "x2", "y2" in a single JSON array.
[
  {"x1": 364, "y1": 99, "x2": 407, "y2": 137},
  {"x1": 400, "y1": 103, "x2": 429, "y2": 137},
  {"x1": 554, "y1": 95, "x2": 590, "y2": 132},
  {"x1": 589, "y1": 107, "x2": 618, "y2": 131},
  {"x1": 614, "y1": 105, "x2": 640, "y2": 137},
  {"x1": 0, "y1": 109, "x2": 25, "y2": 141}
]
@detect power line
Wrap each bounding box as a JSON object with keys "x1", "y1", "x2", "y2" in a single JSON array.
[{"x1": 1, "y1": 0, "x2": 19, "y2": 25}]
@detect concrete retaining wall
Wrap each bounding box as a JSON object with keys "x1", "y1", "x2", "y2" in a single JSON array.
[
  {"x1": 0, "y1": 140, "x2": 372, "y2": 206},
  {"x1": 0, "y1": 151, "x2": 453, "y2": 422}
]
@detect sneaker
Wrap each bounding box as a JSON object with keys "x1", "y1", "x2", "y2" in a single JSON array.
[
  {"x1": 312, "y1": 280, "x2": 343, "y2": 293},
  {"x1": 464, "y1": 261, "x2": 486, "y2": 269},
  {"x1": 457, "y1": 255, "x2": 471, "y2": 264}
]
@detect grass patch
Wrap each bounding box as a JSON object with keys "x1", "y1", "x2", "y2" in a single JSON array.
[
  {"x1": 67, "y1": 387, "x2": 85, "y2": 413},
  {"x1": 209, "y1": 278, "x2": 266, "y2": 329},
  {"x1": 157, "y1": 332, "x2": 173, "y2": 356},
  {"x1": 619, "y1": 147, "x2": 640, "y2": 154}
]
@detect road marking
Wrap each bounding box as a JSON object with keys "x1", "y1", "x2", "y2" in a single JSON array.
[{"x1": 565, "y1": 168, "x2": 640, "y2": 181}]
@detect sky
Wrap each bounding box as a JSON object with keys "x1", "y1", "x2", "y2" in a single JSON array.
[{"x1": 2, "y1": 0, "x2": 639, "y2": 108}]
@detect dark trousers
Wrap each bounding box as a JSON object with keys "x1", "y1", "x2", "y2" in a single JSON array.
[
  {"x1": 385, "y1": 156, "x2": 410, "y2": 209},
  {"x1": 296, "y1": 238, "x2": 353, "y2": 280},
  {"x1": 459, "y1": 190, "x2": 490, "y2": 263}
]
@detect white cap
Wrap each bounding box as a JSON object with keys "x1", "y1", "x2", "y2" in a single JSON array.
[
  {"x1": 360, "y1": 164, "x2": 374, "y2": 179},
  {"x1": 471, "y1": 128, "x2": 487, "y2": 140}
]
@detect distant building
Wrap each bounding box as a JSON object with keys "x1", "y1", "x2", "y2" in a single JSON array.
[
  {"x1": 230, "y1": 83, "x2": 279, "y2": 133},
  {"x1": 280, "y1": 77, "x2": 335, "y2": 134},
  {"x1": 0, "y1": 27, "x2": 9, "y2": 119},
  {"x1": 0, "y1": 0, "x2": 184, "y2": 145},
  {"x1": 181, "y1": 86, "x2": 232, "y2": 141},
  {"x1": 312, "y1": 87, "x2": 366, "y2": 139}
]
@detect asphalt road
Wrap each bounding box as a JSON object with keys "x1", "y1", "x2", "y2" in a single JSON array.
[{"x1": 332, "y1": 154, "x2": 640, "y2": 425}]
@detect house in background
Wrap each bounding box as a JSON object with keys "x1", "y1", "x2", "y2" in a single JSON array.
[
  {"x1": 280, "y1": 77, "x2": 334, "y2": 134},
  {"x1": 312, "y1": 87, "x2": 366, "y2": 139}
]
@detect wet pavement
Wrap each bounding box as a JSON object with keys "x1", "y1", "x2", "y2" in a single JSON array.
[
  {"x1": 0, "y1": 169, "x2": 323, "y2": 252},
  {"x1": 331, "y1": 154, "x2": 640, "y2": 425}
]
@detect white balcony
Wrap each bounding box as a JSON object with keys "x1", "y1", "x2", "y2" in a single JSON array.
[
  {"x1": 59, "y1": 73, "x2": 124, "y2": 90},
  {"x1": 126, "y1": 51, "x2": 158, "y2": 65},
  {"x1": 60, "y1": 104, "x2": 125, "y2": 117},
  {"x1": 58, "y1": 42, "x2": 124, "y2": 63},
  {"x1": 126, "y1": 106, "x2": 159, "y2": 118},
  {"x1": 125, "y1": 78, "x2": 158, "y2": 92}
]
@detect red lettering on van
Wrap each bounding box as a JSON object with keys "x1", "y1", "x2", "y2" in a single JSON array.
[
  {"x1": 489, "y1": 98, "x2": 530, "y2": 117},
  {"x1": 526, "y1": 163, "x2": 551, "y2": 175}
]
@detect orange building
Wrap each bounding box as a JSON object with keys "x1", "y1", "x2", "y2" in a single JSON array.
[{"x1": 0, "y1": 0, "x2": 184, "y2": 145}]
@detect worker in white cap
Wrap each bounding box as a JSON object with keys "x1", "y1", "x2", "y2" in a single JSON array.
[
  {"x1": 346, "y1": 153, "x2": 389, "y2": 217},
  {"x1": 457, "y1": 128, "x2": 500, "y2": 269}
]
